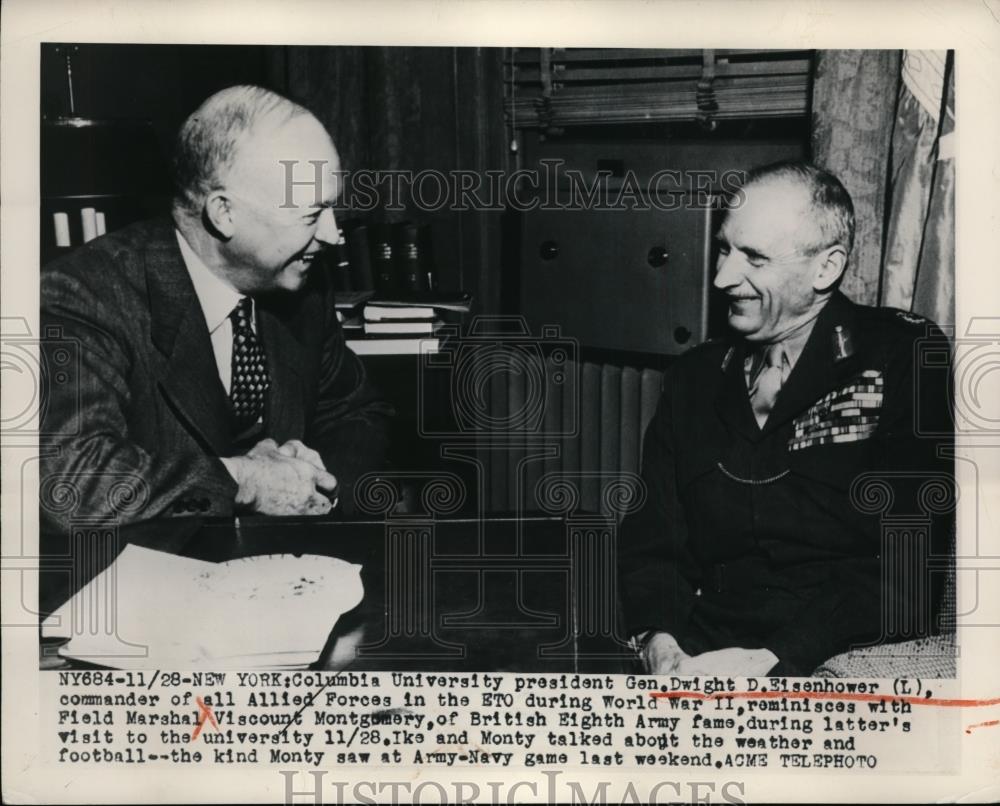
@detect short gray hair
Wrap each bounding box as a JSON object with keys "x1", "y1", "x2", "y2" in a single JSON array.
[
  {"x1": 740, "y1": 161, "x2": 855, "y2": 256},
  {"x1": 171, "y1": 85, "x2": 310, "y2": 213}
]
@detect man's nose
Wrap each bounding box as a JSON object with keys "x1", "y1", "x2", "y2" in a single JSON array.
[
  {"x1": 314, "y1": 207, "x2": 340, "y2": 245},
  {"x1": 713, "y1": 252, "x2": 742, "y2": 291}
]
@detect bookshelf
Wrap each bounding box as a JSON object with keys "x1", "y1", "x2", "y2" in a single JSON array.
[{"x1": 41, "y1": 117, "x2": 171, "y2": 265}]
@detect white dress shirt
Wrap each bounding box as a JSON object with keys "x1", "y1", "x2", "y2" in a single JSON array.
[{"x1": 175, "y1": 229, "x2": 253, "y2": 395}]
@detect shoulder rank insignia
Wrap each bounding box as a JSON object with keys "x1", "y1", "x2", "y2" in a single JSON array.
[
  {"x1": 895, "y1": 310, "x2": 927, "y2": 325},
  {"x1": 788, "y1": 370, "x2": 883, "y2": 452},
  {"x1": 831, "y1": 324, "x2": 854, "y2": 362}
]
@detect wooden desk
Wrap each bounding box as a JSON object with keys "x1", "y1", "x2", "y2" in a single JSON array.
[{"x1": 40, "y1": 515, "x2": 633, "y2": 674}]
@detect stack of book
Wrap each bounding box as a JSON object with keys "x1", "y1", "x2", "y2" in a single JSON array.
[
  {"x1": 324, "y1": 219, "x2": 473, "y2": 355},
  {"x1": 340, "y1": 292, "x2": 473, "y2": 356}
]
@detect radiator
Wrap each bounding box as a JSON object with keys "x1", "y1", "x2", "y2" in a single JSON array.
[{"x1": 477, "y1": 353, "x2": 664, "y2": 515}]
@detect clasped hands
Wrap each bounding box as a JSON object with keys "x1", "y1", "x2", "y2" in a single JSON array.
[
  {"x1": 221, "y1": 438, "x2": 338, "y2": 516},
  {"x1": 641, "y1": 632, "x2": 779, "y2": 677}
]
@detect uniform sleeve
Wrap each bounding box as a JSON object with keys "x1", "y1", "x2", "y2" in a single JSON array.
[
  {"x1": 618, "y1": 367, "x2": 703, "y2": 647},
  {"x1": 306, "y1": 281, "x2": 395, "y2": 513}
]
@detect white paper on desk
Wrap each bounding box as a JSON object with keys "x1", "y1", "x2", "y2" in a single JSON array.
[{"x1": 42, "y1": 545, "x2": 364, "y2": 669}]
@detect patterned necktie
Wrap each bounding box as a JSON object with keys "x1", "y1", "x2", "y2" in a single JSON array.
[
  {"x1": 749, "y1": 342, "x2": 787, "y2": 427},
  {"x1": 229, "y1": 297, "x2": 270, "y2": 431}
]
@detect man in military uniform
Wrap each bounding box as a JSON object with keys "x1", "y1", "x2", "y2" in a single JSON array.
[{"x1": 618, "y1": 162, "x2": 953, "y2": 677}]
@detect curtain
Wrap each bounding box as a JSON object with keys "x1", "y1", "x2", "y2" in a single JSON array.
[
  {"x1": 882, "y1": 51, "x2": 955, "y2": 328},
  {"x1": 812, "y1": 50, "x2": 955, "y2": 328},
  {"x1": 811, "y1": 50, "x2": 900, "y2": 307}
]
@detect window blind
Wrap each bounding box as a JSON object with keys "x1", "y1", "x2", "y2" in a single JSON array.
[{"x1": 505, "y1": 49, "x2": 813, "y2": 130}]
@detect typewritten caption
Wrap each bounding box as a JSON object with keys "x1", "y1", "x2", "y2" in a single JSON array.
[{"x1": 47, "y1": 671, "x2": 962, "y2": 772}]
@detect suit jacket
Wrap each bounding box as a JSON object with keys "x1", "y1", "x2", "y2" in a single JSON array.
[
  {"x1": 40, "y1": 217, "x2": 393, "y2": 530},
  {"x1": 618, "y1": 292, "x2": 954, "y2": 674}
]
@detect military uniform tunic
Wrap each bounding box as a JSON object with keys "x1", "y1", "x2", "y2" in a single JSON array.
[{"x1": 618, "y1": 291, "x2": 953, "y2": 675}]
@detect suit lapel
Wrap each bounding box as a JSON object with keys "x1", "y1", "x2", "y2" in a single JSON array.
[
  {"x1": 257, "y1": 301, "x2": 306, "y2": 444},
  {"x1": 761, "y1": 292, "x2": 863, "y2": 435},
  {"x1": 145, "y1": 219, "x2": 234, "y2": 456}
]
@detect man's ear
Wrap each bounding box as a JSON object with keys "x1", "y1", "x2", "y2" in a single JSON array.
[
  {"x1": 204, "y1": 191, "x2": 235, "y2": 239},
  {"x1": 813, "y1": 245, "x2": 847, "y2": 293}
]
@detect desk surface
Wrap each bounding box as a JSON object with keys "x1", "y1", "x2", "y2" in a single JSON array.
[{"x1": 40, "y1": 515, "x2": 633, "y2": 674}]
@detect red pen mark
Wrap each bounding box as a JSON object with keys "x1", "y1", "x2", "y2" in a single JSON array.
[
  {"x1": 650, "y1": 691, "x2": 1000, "y2": 708},
  {"x1": 190, "y1": 696, "x2": 218, "y2": 741},
  {"x1": 965, "y1": 719, "x2": 1000, "y2": 734}
]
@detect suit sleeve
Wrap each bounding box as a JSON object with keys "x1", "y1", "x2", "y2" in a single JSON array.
[
  {"x1": 40, "y1": 261, "x2": 238, "y2": 532},
  {"x1": 762, "y1": 322, "x2": 954, "y2": 675},
  {"x1": 618, "y1": 367, "x2": 703, "y2": 647},
  {"x1": 306, "y1": 282, "x2": 395, "y2": 513}
]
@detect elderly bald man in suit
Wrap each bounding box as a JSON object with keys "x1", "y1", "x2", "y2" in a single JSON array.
[{"x1": 40, "y1": 85, "x2": 393, "y2": 529}]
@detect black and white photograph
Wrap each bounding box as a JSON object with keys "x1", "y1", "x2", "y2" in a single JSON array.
[{"x1": 3, "y1": 1, "x2": 999, "y2": 804}]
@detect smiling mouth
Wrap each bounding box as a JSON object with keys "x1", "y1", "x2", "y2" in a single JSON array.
[{"x1": 293, "y1": 252, "x2": 320, "y2": 268}]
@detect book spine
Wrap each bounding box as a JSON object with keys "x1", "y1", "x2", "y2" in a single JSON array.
[
  {"x1": 364, "y1": 321, "x2": 437, "y2": 335},
  {"x1": 370, "y1": 223, "x2": 396, "y2": 293},
  {"x1": 330, "y1": 229, "x2": 354, "y2": 292},
  {"x1": 419, "y1": 224, "x2": 436, "y2": 291},
  {"x1": 395, "y1": 221, "x2": 425, "y2": 293}
]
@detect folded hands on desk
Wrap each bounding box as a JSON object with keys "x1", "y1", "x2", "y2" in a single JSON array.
[{"x1": 221, "y1": 438, "x2": 339, "y2": 516}]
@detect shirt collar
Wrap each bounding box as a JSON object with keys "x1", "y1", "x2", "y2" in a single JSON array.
[
  {"x1": 743, "y1": 312, "x2": 821, "y2": 381},
  {"x1": 773, "y1": 314, "x2": 818, "y2": 369},
  {"x1": 175, "y1": 229, "x2": 245, "y2": 334}
]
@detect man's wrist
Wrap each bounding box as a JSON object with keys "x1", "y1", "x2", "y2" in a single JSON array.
[
  {"x1": 220, "y1": 456, "x2": 253, "y2": 506},
  {"x1": 629, "y1": 630, "x2": 656, "y2": 655},
  {"x1": 634, "y1": 630, "x2": 686, "y2": 672}
]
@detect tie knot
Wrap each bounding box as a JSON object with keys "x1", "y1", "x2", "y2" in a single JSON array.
[{"x1": 230, "y1": 297, "x2": 253, "y2": 329}]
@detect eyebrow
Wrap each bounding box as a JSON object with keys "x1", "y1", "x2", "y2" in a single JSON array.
[{"x1": 714, "y1": 233, "x2": 769, "y2": 262}]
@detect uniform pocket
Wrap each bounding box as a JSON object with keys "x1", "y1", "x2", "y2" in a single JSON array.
[{"x1": 787, "y1": 440, "x2": 874, "y2": 493}]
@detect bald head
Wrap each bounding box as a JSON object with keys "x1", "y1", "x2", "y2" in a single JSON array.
[{"x1": 171, "y1": 85, "x2": 313, "y2": 215}]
